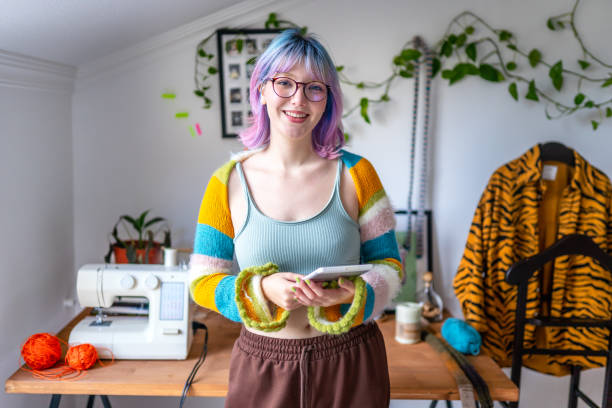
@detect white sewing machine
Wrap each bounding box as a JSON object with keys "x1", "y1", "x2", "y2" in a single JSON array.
[{"x1": 69, "y1": 264, "x2": 193, "y2": 359}]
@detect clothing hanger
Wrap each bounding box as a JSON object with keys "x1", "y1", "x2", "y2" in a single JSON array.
[
  {"x1": 506, "y1": 234, "x2": 612, "y2": 284},
  {"x1": 539, "y1": 142, "x2": 575, "y2": 166}
]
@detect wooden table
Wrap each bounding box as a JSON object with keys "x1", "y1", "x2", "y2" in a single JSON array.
[{"x1": 5, "y1": 308, "x2": 518, "y2": 402}]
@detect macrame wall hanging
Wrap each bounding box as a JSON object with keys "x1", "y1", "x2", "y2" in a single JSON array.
[{"x1": 405, "y1": 36, "x2": 433, "y2": 259}]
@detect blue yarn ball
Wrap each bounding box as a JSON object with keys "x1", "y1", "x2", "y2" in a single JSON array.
[{"x1": 441, "y1": 318, "x2": 481, "y2": 355}]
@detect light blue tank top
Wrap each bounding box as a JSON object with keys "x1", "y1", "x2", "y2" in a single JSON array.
[{"x1": 233, "y1": 159, "x2": 361, "y2": 275}]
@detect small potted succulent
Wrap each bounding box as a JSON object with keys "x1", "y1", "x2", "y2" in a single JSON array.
[{"x1": 104, "y1": 210, "x2": 172, "y2": 264}]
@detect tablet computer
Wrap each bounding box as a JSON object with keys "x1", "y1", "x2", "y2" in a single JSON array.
[{"x1": 303, "y1": 264, "x2": 373, "y2": 282}]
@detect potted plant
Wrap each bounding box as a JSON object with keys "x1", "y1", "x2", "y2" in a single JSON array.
[{"x1": 104, "y1": 210, "x2": 172, "y2": 264}]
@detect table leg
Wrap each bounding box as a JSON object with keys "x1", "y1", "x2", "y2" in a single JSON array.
[
  {"x1": 86, "y1": 395, "x2": 95, "y2": 408},
  {"x1": 49, "y1": 394, "x2": 61, "y2": 408},
  {"x1": 100, "y1": 395, "x2": 112, "y2": 408}
]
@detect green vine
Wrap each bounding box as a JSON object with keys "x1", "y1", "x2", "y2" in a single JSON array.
[
  {"x1": 193, "y1": 1, "x2": 612, "y2": 131},
  {"x1": 341, "y1": 0, "x2": 612, "y2": 130}
]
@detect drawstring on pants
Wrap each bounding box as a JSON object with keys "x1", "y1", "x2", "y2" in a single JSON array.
[{"x1": 299, "y1": 344, "x2": 314, "y2": 408}]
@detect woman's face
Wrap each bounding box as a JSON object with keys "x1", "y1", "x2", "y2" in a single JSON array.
[{"x1": 260, "y1": 63, "x2": 327, "y2": 142}]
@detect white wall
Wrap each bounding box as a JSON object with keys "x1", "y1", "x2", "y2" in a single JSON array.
[
  {"x1": 0, "y1": 52, "x2": 76, "y2": 408},
  {"x1": 4, "y1": 0, "x2": 611, "y2": 406}
]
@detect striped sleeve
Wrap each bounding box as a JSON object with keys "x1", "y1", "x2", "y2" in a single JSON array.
[
  {"x1": 340, "y1": 150, "x2": 402, "y2": 323},
  {"x1": 189, "y1": 160, "x2": 242, "y2": 322}
]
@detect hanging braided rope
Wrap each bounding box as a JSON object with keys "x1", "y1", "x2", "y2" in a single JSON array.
[{"x1": 405, "y1": 36, "x2": 433, "y2": 258}]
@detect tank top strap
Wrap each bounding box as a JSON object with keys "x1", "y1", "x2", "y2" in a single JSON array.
[
  {"x1": 333, "y1": 158, "x2": 343, "y2": 199},
  {"x1": 235, "y1": 161, "x2": 254, "y2": 207}
]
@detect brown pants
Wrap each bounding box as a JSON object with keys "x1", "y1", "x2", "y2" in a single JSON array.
[{"x1": 225, "y1": 322, "x2": 390, "y2": 408}]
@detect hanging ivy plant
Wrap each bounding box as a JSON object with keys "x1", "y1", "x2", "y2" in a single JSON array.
[
  {"x1": 193, "y1": 0, "x2": 611, "y2": 131},
  {"x1": 340, "y1": 0, "x2": 612, "y2": 130}
]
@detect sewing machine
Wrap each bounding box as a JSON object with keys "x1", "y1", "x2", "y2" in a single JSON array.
[{"x1": 68, "y1": 264, "x2": 193, "y2": 359}]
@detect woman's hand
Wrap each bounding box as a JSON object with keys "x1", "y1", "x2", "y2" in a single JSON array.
[
  {"x1": 293, "y1": 277, "x2": 355, "y2": 307},
  {"x1": 260, "y1": 272, "x2": 303, "y2": 311}
]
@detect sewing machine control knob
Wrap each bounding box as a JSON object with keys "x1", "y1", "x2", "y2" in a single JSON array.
[
  {"x1": 145, "y1": 274, "x2": 160, "y2": 290},
  {"x1": 120, "y1": 274, "x2": 136, "y2": 289}
]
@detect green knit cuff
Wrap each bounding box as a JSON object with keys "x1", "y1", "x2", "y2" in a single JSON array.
[
  {"x1": 235, "y1": 263, "x2": 290, "y2": 332},
  {"x1": 307, "y1": 276, "x2": 366, "y2": 334}
]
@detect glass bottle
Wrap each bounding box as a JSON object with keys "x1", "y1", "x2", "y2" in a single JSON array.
[{"x1": 416, "y1": 271, "x2": 443, "y2": 322}]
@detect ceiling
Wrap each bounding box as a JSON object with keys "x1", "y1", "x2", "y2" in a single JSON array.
[{"x1": 0, "y1": 0, "x2": 246, "y2": 66}]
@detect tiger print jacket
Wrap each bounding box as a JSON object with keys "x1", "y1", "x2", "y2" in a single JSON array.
[{"x1": 454, "y1": 144, "x2": 612, "y2": 375}]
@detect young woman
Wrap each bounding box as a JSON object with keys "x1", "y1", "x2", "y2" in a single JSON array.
[{"x1": 189, "y1": 29, "x2": 402, "y2": 408}]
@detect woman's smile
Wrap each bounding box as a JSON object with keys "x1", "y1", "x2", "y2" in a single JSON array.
[{"x1": 282, "y1": 110, "x2": 309, "y2": 123}]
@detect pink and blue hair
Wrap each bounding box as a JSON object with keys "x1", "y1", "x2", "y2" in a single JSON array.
[{"x1": 239, "y1": 29, "x2": 345, "y2": 158}]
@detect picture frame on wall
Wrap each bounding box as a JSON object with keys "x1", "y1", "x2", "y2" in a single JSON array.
[{"x1": 217, "y1": 28, "x2": 281, "y2": 138}]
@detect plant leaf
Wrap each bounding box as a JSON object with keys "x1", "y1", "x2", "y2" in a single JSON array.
[
  {"x1": 602, "y1": 77, "x2": 612, "y2": 88},
  {"x1": 441, "y1": 69, "x2": 454, "y2": 80},
  {"x1": 465, "y1": 42, "x2": 477, "y2": 61},
  {"x1": 479, "y1": 64, "x2": 504, "y2": 82},
  {"x1": 336, "y1": 65, "x2": 344, "y2": 72},
  {"x1": 401, "y1": 49, "x2": 422, "y2": 61},
  {"x1": 440, "y1": 41, "x2": 452, "y2": 57},
  {"x1": 104, "y1": 244, "x2": 113, "y2": 263},
  {"x1": 465, "y1": 26, "x2": 475, "y2": 35},
  {"x1": 506, "y1": 61, "x2": 517, "y2": 71},
  {"x1": 431, "y1": 58, "x2": 441, "y2": 78},
  {"x1": 122, "y1": 215, "x2": 139, "y2": 230},
  {"x1": 528, "y1": 49, "x2": 542, "y2": 68},
  {"x1": 448, "y1": 34, "x2": 457, "y2": 44},
  {"x1": 606, "y1": 107, "x2": 612, "y2": 117},
  {"x1": 126, "y1": 246, "x2": 137, "y2": 263},
  {"x1": 236, "y1": 39, "x2": 244, "y2": 53},
  {"x1": 585, "y1": 101, "x2": 594, "y2": 108},
  {"x1": 507, "y1": 44, "x2": 517, "y2": 51},
  {"x1": 498, "y1": 30, "x2": 513, "y2": 42},
  {"x1": 456, "y1": 33, "x2": 467, "y2": 47},
  {"x1": 356, "y1": 82, "x2": 365, "y2": 89},
  {"x1": 449, "y1": 68, "x2": 465, "y2": 85},
  {"x1": 194, "y1": 90, "x2": 204, "y2": 97},
  {"x1": 592, "y1": 120, "x2": 599, "y2": 130},
  {"x1": 399, "y1": 70, "x2": 413, "y2": 78},
  {"x1": 578, "y1": 60, "x2": 590, "y2": 70},
  {"x1": 360, "y1": 98, "x2": 370, "y2": 124},
  {"x1": 547, "y1": 18, "x2": 556, "y2": 31},
  {"x1": 508, "y1": 82, "x2": 518, "y2": 101},
  {"x1": 457, "y1": 63, "x2": 479, "y2": 76},
  {"x1": 208, "y1": 66, "x2": 218, "y2": 75},
  {"x1": 144, "y1": 216, "x2": 165, "y2": 229},
  {"x1": 526, "y1": 80, "x2": 539, "y2": 101},
  {"x1": 574, "y1": 93, "x2": 585, "y2": 105},
  {"x1": 198, "y1": 49, "x2": 206, "y2": 58},
  {"x1": 549, "y1": 60, "x2": 564, "y2": 91},
  {"x1": 381, "y1": 94, "x2": 390, "y2": 102}
]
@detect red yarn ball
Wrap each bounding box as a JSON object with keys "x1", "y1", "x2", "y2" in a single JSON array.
[
  {"x1": 65, "y1": 344, "x2": 98, "y2": 370},
  {"x1": 21, "y1": 333, "x2": 62, "y2": 370}
]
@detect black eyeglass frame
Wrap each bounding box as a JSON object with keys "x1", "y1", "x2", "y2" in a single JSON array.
[{"x1": 267, "y1": 77, "x2": 330, "y2": 102}]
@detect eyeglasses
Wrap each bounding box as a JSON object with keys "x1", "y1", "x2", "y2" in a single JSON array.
[{"x1": 268, "y1": 77, "x2": 329, "y2": 102}]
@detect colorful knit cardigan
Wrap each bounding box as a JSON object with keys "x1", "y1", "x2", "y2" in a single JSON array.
[{"x1": 189, "y1": 149, "x2": 402, "y2": 331}]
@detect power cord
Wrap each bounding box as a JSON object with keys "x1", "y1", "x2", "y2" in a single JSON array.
[{"x1": 179, "y1": 321, "x2": 209, "y2": 408}]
